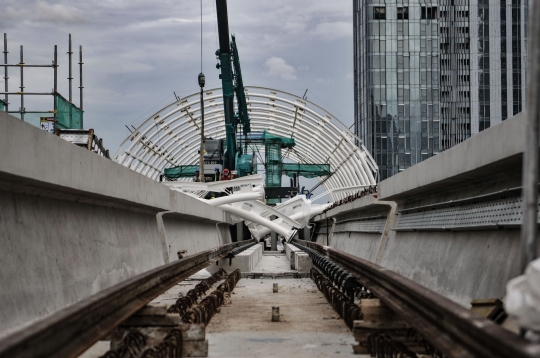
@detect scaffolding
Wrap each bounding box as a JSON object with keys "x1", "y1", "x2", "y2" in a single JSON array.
[
  {"x1": 264, "y1": 131, "x2": 295, "y2": 205},
  {"x1": 1, "y1": 33, "x2": 84, "y2": 131}
]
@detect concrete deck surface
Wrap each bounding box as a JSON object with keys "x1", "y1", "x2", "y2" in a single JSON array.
[
  {"x1": 205, "y1": 256, "x2": 358, "y2": 356},
  {"x1": 206, "y1": 277, "x2": 356, "y2": 357},
  {"x1": 251, "y1": 252, "x2": 295, "y2": 274}
]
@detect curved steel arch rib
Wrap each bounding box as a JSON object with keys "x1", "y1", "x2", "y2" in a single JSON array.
[{"x1": 114, "y1": 86, "x2": 379, "y2": 201}]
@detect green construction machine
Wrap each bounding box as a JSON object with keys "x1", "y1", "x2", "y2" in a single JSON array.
[{"x1": 163, "y1": 0, "x2": 331, "y2": 203}]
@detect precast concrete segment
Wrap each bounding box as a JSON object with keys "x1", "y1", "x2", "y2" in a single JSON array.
[
  {"x1": 0, "y1": 241, "x2": 251, "y2": 358},
  {"x1": 378, "y1": 111, "x2": 527, "y2": 201},
  {"x1": 0, "y1": 111, "x2": 228, "y2": 222},
  {"x1": 295, "y1": 239, "x2": 540, "y2": 358},
  {"x1": 310, "y1": 112, "x2": 531, "y2": 308},
  {"x1": 0, "y1": 112, "x2": 233, "y2": 338}
]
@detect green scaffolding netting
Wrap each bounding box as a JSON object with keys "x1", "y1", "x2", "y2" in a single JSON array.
[
  {"x1": 163, "y1": 165, "x2": 199, "y2": 179},
  {"x1": 282, "y1": 163, "x2": 331, "y2": 178},
  {"x1": 0, "y1": 100, "x2": 5, "y2": 111},
  {"x1": 56, "y1": 94, "x2": 83, "y2": 129}
]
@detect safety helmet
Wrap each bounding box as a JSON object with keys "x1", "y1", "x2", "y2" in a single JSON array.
[
  {"x1": 215, "y1": 167, "x2": 220, "y2": 171},
  {"x1": 223, "y1": 168, "x2": 230, "y2": 175}
]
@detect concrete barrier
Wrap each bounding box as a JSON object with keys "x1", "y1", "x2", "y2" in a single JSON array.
[
  {"x1": 295, "y1": 253, "x2": 314, "y2": 272},
  {"x1": 284, "y1": 242, "x2": 301, "y2": 269},
  {"x1": 0, "y1": 112, "x2": 232, "y2": 338},
  {"x1": 284, "y1": 243, "x2": 313, "y2": 271},
  {"x1": 209, "y1": 243, "x2": 264, "y2": 273},
  {"x1": 312, "y1": 112, "x2": 530, "y2": 306}
]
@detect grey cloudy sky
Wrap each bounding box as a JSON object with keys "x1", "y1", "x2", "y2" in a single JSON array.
[{"x1": 1, "y1": 0, "x2": 355, "y2": 153}]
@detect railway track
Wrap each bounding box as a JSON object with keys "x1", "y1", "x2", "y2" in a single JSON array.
[
  {"x1": 292, "y1": 238, "x2": 540, "y2": 358},
  {"x1": 1, "y1": 237, "x2": 539, "y2": 357},
  {"x1": 0, "y1": 240, "x2": 254, "y2": 358}
]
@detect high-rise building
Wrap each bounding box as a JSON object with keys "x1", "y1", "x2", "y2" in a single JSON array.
[{"x1": 353, "y1": 0, "x2": 528, "y2": 180}]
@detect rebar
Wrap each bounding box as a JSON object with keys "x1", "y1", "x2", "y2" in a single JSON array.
[
  {"x1": 99, "y1": 330, "x2": 146, "y2": 358},
  {"x1": 167, "y1": 268, "x2": 227, "y2": 315},
  {"x1": 293, "y1": 242, "x2": 361, "y2": 300},
  {"x1": 366, "y1": 333, "x2": 418, "y2": 358},
  {"x1": 138, "y1": 329, "x2": 183, "y2": 358},
  {"x1": 226, "y1": 240, "x2": 258, "y2": 265},
  {"x1": 182, "y1": 269, "x2": 241, "y2": 325},
  {"x1": 322, "y1": 185, "x2": 378, "y2": 214},
  {"x1": 310, "y1": 268, "x2": 362, "y2": 330}
]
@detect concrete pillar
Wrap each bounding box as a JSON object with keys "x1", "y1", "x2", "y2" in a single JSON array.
[
  {"x1": 236, "y1": 222, "x2": 244, "y2": 241},
  {"x1": 299, "y1": 226, "x2": 311, "y2": 241},
  {"x1": 270, "y1": 215, "x2": 277, "y2": 250},
  {"x1": 270, "y1": 231, "x2": 277, "y2": 251}
]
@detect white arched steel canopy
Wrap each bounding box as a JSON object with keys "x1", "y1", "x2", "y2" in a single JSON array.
[{"x1": 113, "y1": 86, "x2": 379, "y2": 201}]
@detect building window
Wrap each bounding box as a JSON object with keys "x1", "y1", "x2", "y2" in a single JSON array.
[
  {"x1": 397, "y1": 7, "x2": 409, "y2": 20},
  {"x1": 421, "y1": 7, "x2": 438, "y2": 19},
  {"x1": 374, "y1": 7, "x2": 386, "y2": 20}
]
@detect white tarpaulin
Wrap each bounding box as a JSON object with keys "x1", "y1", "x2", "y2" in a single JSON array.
[{"x1": 506, "y1": 258, "x2": 540, "y2": 330}]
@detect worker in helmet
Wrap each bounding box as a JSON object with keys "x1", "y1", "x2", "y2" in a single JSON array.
[
  {"x1": 221, "y1": 168, "x2": 231, "y2": 181},
  {"x1": 193, "y1": 168, "x2": 201, "y2": 182},
  {"x1": 214, "y1": 167, "x2": 221, "y2": 181}
]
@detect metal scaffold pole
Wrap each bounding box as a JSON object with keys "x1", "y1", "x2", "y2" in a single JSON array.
[
  {"x1": 198, "y1": 73, "x2": 205, "y2": 183},
  {"x1": 68, "y1": 34, "x2": 72, "y2": 103},
  {"x1": 3, "y1": 33, "x2": 8, "y2": 112},
  {"x1": 79, "y1": 45, "x2": 83, "y2": 111},
  {"x1": 53, "y1": 45, "x2": 57, "y2": 130},
  {"x1": 19, "y1": 45, "x2": 24, "y2": 121},
  {"x1": 521, "y1": 0, "x2": 540, "y2": 273}
]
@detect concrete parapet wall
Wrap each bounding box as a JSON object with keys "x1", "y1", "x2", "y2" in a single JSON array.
[
  {"x1": 311, "y1": 112, "x2": 529, "y2": 307},
  {"x1": 0, "y1": 113, "x2": 232, "y2": 337}
]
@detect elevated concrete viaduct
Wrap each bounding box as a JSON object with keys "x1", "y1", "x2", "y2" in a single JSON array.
[
  {"x1": 313, "y1": 111, "x2": 529, "y2": 306},
  {"x1": 0, "y1": 109, "x2": 534, "y2": 344}
]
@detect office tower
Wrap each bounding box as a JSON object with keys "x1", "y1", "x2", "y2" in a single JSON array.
[{"x1": 354, "y1": 0, "x2": 528, "y2": 180}]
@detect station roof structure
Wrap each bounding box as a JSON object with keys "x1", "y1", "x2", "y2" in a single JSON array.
[{"x1": 113, "y1": 86, "x2": 379, "y2": 201}]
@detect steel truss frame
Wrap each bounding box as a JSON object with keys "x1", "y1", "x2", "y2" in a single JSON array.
[{"x1": 114, "y1": 86, "x2": 379, "y2": 202}]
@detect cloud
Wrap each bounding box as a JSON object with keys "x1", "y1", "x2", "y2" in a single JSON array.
[
  {"x1": 265, "y1": 57, "x2": 297, "y2": 80},
  {"x1": 312, "y1": 21, "x2": 352, "y2": 40},
  {"x1": 2, "y1": 1, "x2": 89, "y2": 25}
]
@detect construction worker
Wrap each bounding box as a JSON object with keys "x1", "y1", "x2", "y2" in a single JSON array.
[
  {"x1": 221, "y1": 168, "x2": 231, "y2": 181},
  {"x1": 214, "y1": 167, "x2": 221, "y2": 181},
  {"x1": 193, "y1": 168, "x2": 201, "y2": 182}
]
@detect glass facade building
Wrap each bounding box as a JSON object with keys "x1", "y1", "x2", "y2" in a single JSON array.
[{"x1": 354, "y1": 0, "x2": 528, "y2": 180}]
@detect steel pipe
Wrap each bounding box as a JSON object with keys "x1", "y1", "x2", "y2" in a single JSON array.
[{"x1": 521, "y1": 0, "x2": 540, "y2": 273}]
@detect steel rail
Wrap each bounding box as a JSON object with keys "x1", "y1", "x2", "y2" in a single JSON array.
[
  {"x1": 293, "y1": 239, "x2": 540, "y2": 358},
  {"x1": 0, "y1": 239, "x2": 254, "y2": 358}
]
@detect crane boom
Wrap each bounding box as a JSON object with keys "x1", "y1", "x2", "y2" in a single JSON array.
[
  {"x1": 215, "y1": 0, "x2": 251, "y2": 173},
  {"x1": 215, "y1": 0, "x2": 237, "y2": 171}
]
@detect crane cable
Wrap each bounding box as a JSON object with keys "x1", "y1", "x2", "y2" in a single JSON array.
[{"x1": 200, "y1": 0, "x2": 203, "y2": 73}]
